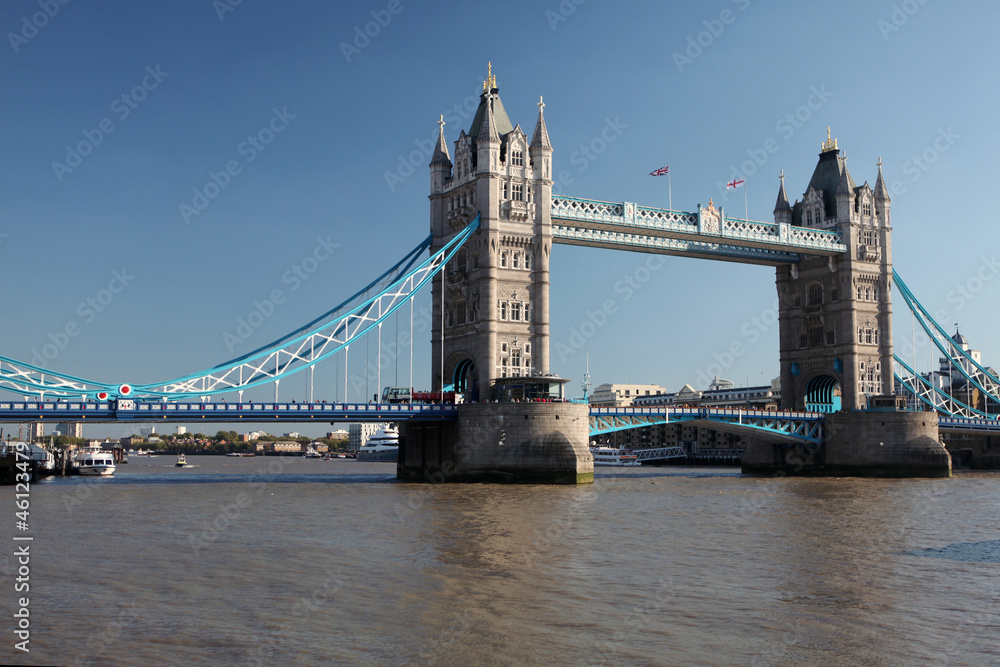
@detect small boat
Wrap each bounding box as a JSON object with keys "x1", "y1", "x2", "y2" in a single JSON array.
[
  {"x1": 175, "y1": 453, "x2": 187, "y2": 467},
  {"x1": 74, "y1": 445, "x2": 116, "y2": 476},
  {"x1": 303, "y1": 446, "x2": 322, "y2": 459},
  {"x1": 590, "y1": 446, "x2": 641, "y2": 467}
]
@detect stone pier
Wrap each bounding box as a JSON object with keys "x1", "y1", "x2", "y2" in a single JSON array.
[
  {"x1": 742, "y1": 411, "x2": 951, "y2": 477},
  {"x1": 398, "y1": 402, "x2": 593, "y2": 484}
]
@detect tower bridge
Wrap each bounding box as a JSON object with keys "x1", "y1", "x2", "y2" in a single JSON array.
[{"x1": 3, "y1": 66, "x2": 995, "y2": 481}]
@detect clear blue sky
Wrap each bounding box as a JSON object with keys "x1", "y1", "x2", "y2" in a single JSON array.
[{"x1": 2, "y1": 0, "x2": 998, "y2": 436}]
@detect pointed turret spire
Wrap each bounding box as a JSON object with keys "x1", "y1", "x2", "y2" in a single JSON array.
[
  {"x1": 531, "y1": 96, "x2": 551, "y2": 149},
  {"x1": 836, "y1": 155, "x2": 852, "y2": 196},
  {"x1": 478, "y1": 91, "x2": 499, "y2": 144},
  {"x1": 431, "y1": 115, "x2": 451, "y2": 165},
  {"x1": 774, "y1": 169, "x2": 790, "y2": 213},
  {"x1": 874, "y1": 156, "x2": 890, "y2": 202}
]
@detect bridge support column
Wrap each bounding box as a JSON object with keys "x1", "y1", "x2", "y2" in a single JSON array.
[
  {"x1": 398, "y1": 402, "x2": 593, "y2": 484},
  {"x1": 742, "y1": 411, "x2": 950, "y2": 477}
]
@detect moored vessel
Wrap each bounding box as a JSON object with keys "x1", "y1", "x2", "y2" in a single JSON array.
[{"x1": 356, "y1": 425, "x2": 399, "y2": 462}]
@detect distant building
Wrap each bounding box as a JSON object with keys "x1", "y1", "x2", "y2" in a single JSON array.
[
  {"x1": 326, "y1": 430, "x2": 349, "y2": 441},
  {"x1": 589, "y1": 383, "x2": 665, "y2": 407},
  {"x1": 634, "y1": 376, "x2": 781, "y2": 410},
  {"x1": 176, "y1": 426, "x2": 188, "y2": 435},
  {"x1": 29, "y1": 423, "x2": 45, "y2": 442},
  {"x1": 348, "y1": 423, "x2": 382, "y2": 451},
  {"x1": 140, "y1": 426, "x2": 157, "y2": 438},
  {"x1": 283, "y1": 432, "x2": 301, "y2": 439},
  {"x1": 57, "y1": 422, "x2": 83, "y2": 438},
  {"x1": 273, "y1": 441, "x2": 303, "y2": 453}
]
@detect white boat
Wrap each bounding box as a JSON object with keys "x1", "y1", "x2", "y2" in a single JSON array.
[
  {"x1": 590, "y1": 446, "x2": 641, "y2": 467},
  {"x1": 176, "y1": 453, "x2": 187, "y2": 467},
  {"x1": 6, "y1": 442, "x2": 56, "y2": 471},
  {"x1": 303, "y1": 446, "x2": 322, "y2": 459},
  {"x1": 74, "y1": 445, "x2": 116, "y2": 476},
  {"x1": 356, "y1": 425, "x2": 399, "y2": 462}
]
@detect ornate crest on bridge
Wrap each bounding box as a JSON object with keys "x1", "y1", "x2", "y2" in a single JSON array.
[{"x1": 699, "y1": 198, "x2": 721, "y2": 235}]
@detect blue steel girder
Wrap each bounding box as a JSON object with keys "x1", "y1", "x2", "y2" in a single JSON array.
[
  {"x1": 939, "y1": 417, "x2": 1000, "y2": 433},
  {"x1": 589, "y1": 407, "x2": 824, "y2": 444},
  {"x1": 0, "y1": 400, "x2": 459, "y2": 423},
  {"x1": 552, "y1": 195, "x2": 846, "y2": 265}
]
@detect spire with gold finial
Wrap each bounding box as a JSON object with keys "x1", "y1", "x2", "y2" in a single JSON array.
[
  {"x1": 482, "y1": 61, "x2": 497, "y2": 93},
  {"x1": 821, "y1": 126, "x2": 839, "y2": 153}
]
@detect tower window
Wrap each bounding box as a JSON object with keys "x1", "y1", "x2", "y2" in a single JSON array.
[
  {"x1": 826, "y1": 330, "x2": 835, "y2": 346},
  {"x1": 511, "y1": 303, "x2": 521, "y2": 321},
  {"x1": 502, "y1": 182, "x2": 509, "y2": 199},
  {"x1": 512, "y1": 151, "x2": 524, "y2": 166},
  {"x1": 501, "y1": 252, "x2": 507, "y2": 267},
  {"x1": 808, "y1": 283, "x2": 823, "y2": 306},
  {"x1": 513, "y1": 253, "x2": 519, "y2": 269},
  {"x1": 500, "y1": 302, "x2": 507, "y2": 320},
  {"x1": 513, "y1": 183, "x2": 524, "y2": 201}
]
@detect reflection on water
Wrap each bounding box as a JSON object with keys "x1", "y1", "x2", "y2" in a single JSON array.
[
  {"x1": 906, "y1": 540, "x2": 1000, "y2": 563},
  {"x1": 4, "y1": 457, "x2": 999, "y2": 666}
]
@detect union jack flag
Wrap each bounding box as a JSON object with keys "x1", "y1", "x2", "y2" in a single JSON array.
[{"x1": 649, "y1": 166, "x2": 669, "y2": 176}]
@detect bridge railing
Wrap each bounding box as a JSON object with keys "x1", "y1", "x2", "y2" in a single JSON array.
[{"x1": 589, "y1": 406, "x2": 823, "y2": 420}]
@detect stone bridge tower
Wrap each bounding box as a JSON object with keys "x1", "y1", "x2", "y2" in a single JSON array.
[
  {"x1": 775, "y1": 130, "x2": 894, "y2": 411},
  {"x1": 428, "y1": 65, "x2": 553, "y2": 400}
]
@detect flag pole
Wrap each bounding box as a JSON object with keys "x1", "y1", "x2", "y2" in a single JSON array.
[
  {"x1": 744, "y1": 179, "x2": 749, "y2": 221},
  {"x1": 668, "y1": 169, "x2": 672, "y2": 211}
]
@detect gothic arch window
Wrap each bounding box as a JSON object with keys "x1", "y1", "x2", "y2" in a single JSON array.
[
  {"x1": 807, "y1": 283, "x2": 824, "y2": 306},
  {"x1": 512, "y1": 253, "x2": 519, "y2": 269},
  {"x1": 857, "y1": 286, "x2": 863, "y2": 300},
  {"x1": 500, "y1": 252, "x2": 507, "y2": 268},
  {"x1": 512, "y1": 150, "x2": 524, "y2": 167},
  {"x1": 502, "y1": 181, "x2": 509, "y2": 199},
  {"x1": 525, "y1": 252, "x2": 532, "y2": 270}
]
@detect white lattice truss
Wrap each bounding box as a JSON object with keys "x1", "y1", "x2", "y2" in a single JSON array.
[
  {"x1": 551, "y1": 195, "x2": 845, "y2": 264},
  {"x1": 0, "y1": 217, "x2": 481, "y2": 400},
  {"x1": 894, "y1": 357, "x2": 985, "y2": 419},
  {"x1": 893, "y1": 270, "x2": 1000, "y2": 416}
]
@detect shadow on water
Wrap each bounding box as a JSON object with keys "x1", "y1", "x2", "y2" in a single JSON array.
[
  {"x1": 33, "y1": 473, "x2": 399, "y2": 486},
  {"x1": 595, "y1": 468, "x2": 744, "y2": 480},
  {"x1": 903, "y1": 540, "x2": 1000, "y2": 563}
]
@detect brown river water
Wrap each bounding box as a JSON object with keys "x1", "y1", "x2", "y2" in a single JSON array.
[{"x1": 4, "y1": 456, "x2": 999, "y2": 666}]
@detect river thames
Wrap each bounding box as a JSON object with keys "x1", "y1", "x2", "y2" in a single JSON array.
[{"x1": 5, "y1": 456, "x2": 999, "y2": 666}]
